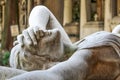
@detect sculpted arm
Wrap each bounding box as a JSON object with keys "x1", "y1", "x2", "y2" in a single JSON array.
[
  {"x1": 15, "y1": 5, "x2": 73, "y2": 48},
  {"x1": 10, "y1": 5, "x2": 77, "y2": 70},
  {"x1": 29, "y1": 5, "x2": 72, "y2": 47}
]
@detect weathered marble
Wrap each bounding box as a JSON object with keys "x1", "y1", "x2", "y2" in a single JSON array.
[
  {"x1": 0, "y1": 5, "x2": 120, "y2": 80},
  {"x1": 0, "y1": 66, "x2": 26, "y2": 80},
  {"x1": 7, "y1": 31, "x2": 120, "y2": 80},
  {"x1": 9, "y1": 5, "x2": 77, "y2": 70}
]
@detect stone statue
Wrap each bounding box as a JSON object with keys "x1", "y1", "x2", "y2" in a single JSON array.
[
  {"x1": 112, "y1": 24, "x2": 120, "y2": 35},
  {"x1": 10, "y1": 5, "x2": 77, "y2": 70},
  {"x1": 0, "y1": 5, "x2": 120, "y2": 80},
  {"x1": 6, "y1": 31, "x2": 120, "y2": 80}
]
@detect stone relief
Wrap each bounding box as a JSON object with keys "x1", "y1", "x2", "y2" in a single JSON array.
[{"x1": 0, "y1": 5, "x2": 120, "y2": 80}]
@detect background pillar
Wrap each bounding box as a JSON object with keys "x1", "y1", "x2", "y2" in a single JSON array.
[
  {"x1": 63, "y1": 0, "x2": 72, "y2": 25},
  {"x1": 104, "y1": 0, "x2": 112, "y2": 31},
  {"x1": 80, "y1": 0, "x2": 87, "y2": 39}
]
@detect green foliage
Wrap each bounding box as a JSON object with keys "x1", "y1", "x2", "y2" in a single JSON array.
[{"x1": 2, "y1": 51, "x2": 10, "y2": 66}]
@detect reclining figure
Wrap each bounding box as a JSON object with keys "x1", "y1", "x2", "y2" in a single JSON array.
[
  {"x1": 9, "y1": 5, "x2": 76, "y2": 70},
  {"x1": 1, "y1": 5, "x2": 120, "y2": 80}
]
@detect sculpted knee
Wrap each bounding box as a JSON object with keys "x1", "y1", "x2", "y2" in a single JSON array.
[
  {"x1": 112, "y1": 25, "x2": 120, "y2": 34},
  {"x1": 29, "y1": 5, "x2": 50, "y2": 28}
]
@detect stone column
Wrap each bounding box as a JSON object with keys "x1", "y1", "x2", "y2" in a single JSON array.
[
  {"x1": 0, "y1": 2, "x2": 2, "y2": 39},
  {"x1": 63, "y1": 0, "x2": 72, "y2": 25},
  {"x1": 117, "y1": 0, "x2": 120, "y2": 16},
  {"x1": 27, "y1": 0, "x2": 34, "y2": 25},
  {"x1": 97, "y1": 0, "x2": 103, "y2": 21},
  {"x1": 19, "y1": 0, "x2": 27, "y2": 31},
  {"x1": 80, "y1": 0, "x2": 87, "y2": 39},
  {"x1": 0, "y1": 0, "x2": 6, "y2": 48},
  {"x1": 2, "y1": 4, "x2": 5, "y2": 30},
  {"x1": 0, "y1": 0, "x2": 5, "y2": 31},
  {"x1": 104, "y1": 0, "x2": 112, "y2": 31},
  {"x1": 27, "y1": 0, "x2": 32, "y2": 16}
]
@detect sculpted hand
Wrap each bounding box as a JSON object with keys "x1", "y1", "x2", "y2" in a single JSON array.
[{"x1": 13, "y1": 26, "x2": 45, "y2": 48}]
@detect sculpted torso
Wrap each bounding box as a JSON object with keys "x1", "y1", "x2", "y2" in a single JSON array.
[{"x1": 0, "y1": 5, "x2": 120, "y2": 80}]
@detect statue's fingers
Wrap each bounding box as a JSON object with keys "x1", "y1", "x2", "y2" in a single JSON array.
[
  {"x1": 28, "y1": 28, "x2": 37, "y2": 46},
  {"x1": 33, "y1": 26, "x2": 40, "y2": 40},
  {"x1": 17, "y1": 34, "x2": 24, "y2": 47},
  {"x1": 45, "y1": 30, "x2": 52, "y2": 36},
  {"x1": 22, "y1": 30, "x2": 32, "y2": 46},
  {"x1": 13, "y1": 41, "x2": 19, "y2": 46},
  {"x1": 39, "y1": 30, "x2": 45, "y2": 38}
]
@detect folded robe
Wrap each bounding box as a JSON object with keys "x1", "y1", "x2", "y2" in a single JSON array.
[{"x1": 77, "y1": 31, "x2": 120, "y2": 57}]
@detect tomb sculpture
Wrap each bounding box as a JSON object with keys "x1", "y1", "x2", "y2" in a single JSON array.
[{"x1": 0, "y1": 5, "x2": 120, "y2": 80}]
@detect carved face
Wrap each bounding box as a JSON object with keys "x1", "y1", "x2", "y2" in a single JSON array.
[{"x1": 37, "y1": 29, "x2": 64, "y2": 60}]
